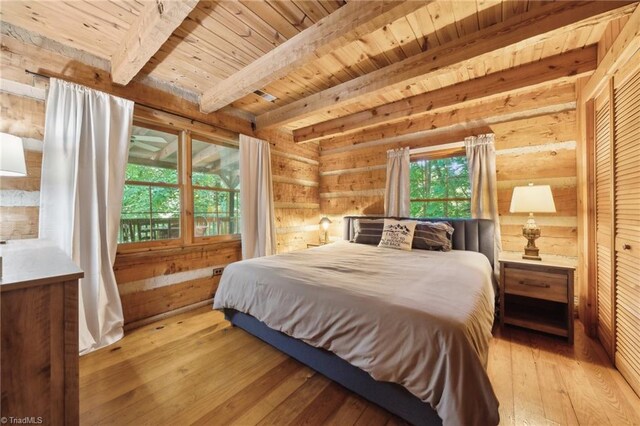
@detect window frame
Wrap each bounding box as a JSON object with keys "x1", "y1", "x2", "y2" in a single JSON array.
[
  {"x1": 189, "y1": 133, "x2": 241, "y2": 245},
  {"x1": 117, "y1": 115, "x2": 241, "y2": 254},
  {"x1": 409, "y1": 147, "x2": 472, "y2": 219}
]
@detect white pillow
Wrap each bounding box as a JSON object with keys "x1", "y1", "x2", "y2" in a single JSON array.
[{"x1": 378, "y1": 219, "x2": 417, "y2": 251}]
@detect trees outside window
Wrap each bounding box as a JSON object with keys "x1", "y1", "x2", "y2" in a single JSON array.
[
  {"x1": 410, "y1": 155, "x2": 471, "y2": 218},
  {"x1": 118, "y1": 121, "x2": 239, "y2": 249}
]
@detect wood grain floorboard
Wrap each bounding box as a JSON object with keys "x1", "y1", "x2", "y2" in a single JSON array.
[{"x1": 80, "y1": 307, "x2": 640, "y2": 425}]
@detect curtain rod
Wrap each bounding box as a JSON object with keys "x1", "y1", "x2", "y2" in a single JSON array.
[{"x1": 25, "y1": 69, "x2": 51, "y2": 79}]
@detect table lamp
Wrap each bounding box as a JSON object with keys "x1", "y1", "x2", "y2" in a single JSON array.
[
  {"x1": 0, "y1": 133, "x2": 27, "y2": 177},
  {"x1": 319, "y1": 217, "x2": 331, "y2": 244},
  {"x1": 0, "y1": 132, "x2": 27, "y2": 278},
  {"x1": 509, "y1": 183, "x2": 556, "y2": 260}
]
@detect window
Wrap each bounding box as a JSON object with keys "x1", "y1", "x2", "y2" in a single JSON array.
[
  {"x1": 118, "y1": 119, "x2": 240, "y2": 249},
  {"x1": 119, "y1": 124, "x2": 181, "y2": 244},
  {"x1": 410, "y1": 154, "x2": 471, "y2": 218},
  {"x1": 192, "y1": 138, "x2": 240, "y2": 238}
]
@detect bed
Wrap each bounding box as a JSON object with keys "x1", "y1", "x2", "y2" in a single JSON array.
[{"x1": 214, "y1": 217, "x2": 499, "y2": 426}]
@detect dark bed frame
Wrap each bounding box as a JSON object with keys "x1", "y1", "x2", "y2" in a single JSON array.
[{"x1": 224, "y1": 216, "x2": 495, "y2": 426}]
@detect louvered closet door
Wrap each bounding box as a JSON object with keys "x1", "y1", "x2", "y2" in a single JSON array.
[
  {"x1": 595, "y1": 92, "x2": 615, "y2": 359},
  {"x1": 613, "y1": 64, "x2": 640, "y2": 396}
]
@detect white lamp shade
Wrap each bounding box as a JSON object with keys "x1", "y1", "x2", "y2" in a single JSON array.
[
  {"x1": 0, "y1": 133, "x2": 27, "y2": 177},
  {"x1": 509, "y1": 184, "x2": 556, "y2": 213}
]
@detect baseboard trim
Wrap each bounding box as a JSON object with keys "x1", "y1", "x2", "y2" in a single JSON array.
[{"x1": 124, "y1": 298, "x2": 214, "y2": 331}]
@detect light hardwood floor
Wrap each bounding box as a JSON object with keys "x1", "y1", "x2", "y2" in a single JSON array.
[{"x1": 80, "y1": 307, "x2": 640, "y2": 425}]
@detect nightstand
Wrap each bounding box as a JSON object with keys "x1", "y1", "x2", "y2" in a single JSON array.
[{"x1": 499, "y1": 256, "x2": 575, "y2": 343}]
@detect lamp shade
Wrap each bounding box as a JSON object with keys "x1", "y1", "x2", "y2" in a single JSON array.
[
  {"x1": 0, "y1": 133, "x2": 27, "y2": 177},
  {"x1": 509, "y1": 184, "x2": 556, "y2": 213},
  {"x1": 319, "y1": 216, "x2": 332, "y2": 230}
]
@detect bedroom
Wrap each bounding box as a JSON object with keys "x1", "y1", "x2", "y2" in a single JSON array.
[{"x1": 0, "y1": 0, "x2": 639, "y2": 424}]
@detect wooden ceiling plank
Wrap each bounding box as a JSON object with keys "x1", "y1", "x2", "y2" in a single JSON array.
[
  {"x1": 209, "y1": 4, "x2": 279, "y2": 54},
  {"x1": 292, "y1": 0, "x2": 333, "y2": 24},
  {"x1": 240, "y1": 0, "x2": 301, "y2": 40},
  {"x1": 318, "y1": 82, "x2": 576, "y2": 150},
  {"x1": 426, "y1": 1, "x2": 460, "y2": 45},
  {"x1": 451, "y1": 0, "x2": 480, "y2": 37},
  {"x1": 294, "y1": 46, "x2": 597, "y2": 142},
  {"x1": 267, "y1": 0, "x2": 312, "y2": 30},
  {"x1": 190, "y1": 4, "x2": 267, "y2": 59},
  {"x1": 256, "y1": 1, "x2": 632, "y2": 130},
  {"x1": 218, "y1": 1, "x2": 290, "y2": 47},
  {"x1": 476, "y1": 0, "x2": 503, "y2": 29},
  {"x1": 111, "y1": 0, "x2": 199, "y2": 85},
  {"x1": 583, "y1": 3, "x2": 640, "y2": 99},
  {"x1": 1, "y1": 2, "x2": 122, "y2": 58},
  {"x1": 200, "y1": 0, "x2": 432, "y2": 113}
]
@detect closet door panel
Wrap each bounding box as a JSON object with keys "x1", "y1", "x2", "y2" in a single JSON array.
[
  {"x1": 594, "y1": 93, "x2": 614, "y2": 359},
  {"x1": 613, "y1": 65, "x2": 640, "y2": 396}
]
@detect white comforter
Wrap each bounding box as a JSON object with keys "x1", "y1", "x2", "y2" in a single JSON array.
[{"x1": 213, "y1": 241, "x2": 499, "y2": 425}]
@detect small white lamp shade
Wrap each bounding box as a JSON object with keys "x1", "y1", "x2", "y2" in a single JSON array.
[
  {"x1": 0, "y1": 133, "x2": 27, "y2": 177},
  {"x1": 319, "y1": 216, "x2": 332, "y2": 230},
  {"x1": 509, "y1": 184, "x2": 556, "y2": 214}
]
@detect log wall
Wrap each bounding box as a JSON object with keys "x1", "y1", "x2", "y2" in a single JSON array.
[
  {"x1": 319, "y1": 99, "x2": 580, "y2": 281},
  {"x1": 0, "y1": 34, "x2": 320, "y2": 326}
]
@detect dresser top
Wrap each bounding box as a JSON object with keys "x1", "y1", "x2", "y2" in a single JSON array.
[{"x1": 1, "y1": 239, "x2": 83, "y2": 291}]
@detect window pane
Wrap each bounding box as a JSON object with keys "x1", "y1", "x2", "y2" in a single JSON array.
[
  {"x1": 192, "y1": 139, "x2": 239, "y2": 189},
  {"x1": 126, "y1": 125, "x2": 179, "y2": 184},
  {"x1": 119, "y1": 184, "x2": 181, "y2": 243},
  {"x1": 409, "y1": 155, "x2": 471, "y2": 218},
  {"x1": 194, "y1": 189, "x2": 240, "y2": 236}
]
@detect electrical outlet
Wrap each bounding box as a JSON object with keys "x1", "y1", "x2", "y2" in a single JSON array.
[{"x1": 212, "y1": 267, "x2": 224, "y2": 277}]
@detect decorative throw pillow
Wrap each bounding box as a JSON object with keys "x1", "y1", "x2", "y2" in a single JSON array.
[
  {"x1": 412, "y1": 221, "x2": 455, "y2": 251},
  {"x1": 378, "y1": 219, "x2": 417, "y2": 251},
  {"x1": 352, "y1": 218, "x2": 385, "y2": 245}
]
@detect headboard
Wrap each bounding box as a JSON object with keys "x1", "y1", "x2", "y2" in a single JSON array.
[{"x1": 342, "y1": 216, "x2": 495, "y2": 266}]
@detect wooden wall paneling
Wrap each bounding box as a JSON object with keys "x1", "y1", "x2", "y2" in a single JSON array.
[
  {"x1": 120, "y1": 276, "x2": 221, "y2": 324},
  {"x1": 0, "y1": 92, "x2": 45, "y2": 140}
]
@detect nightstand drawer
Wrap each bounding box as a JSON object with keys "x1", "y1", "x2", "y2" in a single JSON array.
[{"x1": 504, "y1": 267, "x2": 568, "y2": 303}]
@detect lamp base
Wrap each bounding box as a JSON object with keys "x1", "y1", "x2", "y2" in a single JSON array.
[
  {"x1": 522, "y1": 249, "x2": 541, "y2": 261},
  {"x1": 522, "y1": 214, "x2": 542, "y2": 261}
]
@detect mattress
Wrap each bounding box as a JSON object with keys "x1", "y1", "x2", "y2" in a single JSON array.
[{"x1": 213, "y1": 241, "x2": 499, "y2": 426}]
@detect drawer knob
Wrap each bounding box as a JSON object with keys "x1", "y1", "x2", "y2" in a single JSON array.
[
  {"x1": 519, "y1": 280, "x2": 551, "y2": 288},
  {"x1": 623, "y1": 244, "x2": 631, "y2": 250}
]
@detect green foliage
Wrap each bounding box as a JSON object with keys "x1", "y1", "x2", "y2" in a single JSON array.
[{"x1": 409, "y1": 156, "x2": 471, "y2": 218}]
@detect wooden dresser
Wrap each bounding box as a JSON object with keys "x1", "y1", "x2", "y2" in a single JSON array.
[
  {"x1": 1, "y1": 240, "x2": 83, "y2": 425},
  {"x1": 499, "y1": 255, "x2": 575, "y2": 343}
]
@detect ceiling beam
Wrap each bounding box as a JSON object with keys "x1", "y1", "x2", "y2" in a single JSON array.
[
  {"x1": 582, "y1": 3, "x2": 640, "y2": 100},
  {"x1": 152, "y1": 141, "x2": 178, "y2": 161},
  {"x1": 111, "y1": 0, "x2": 200, "y2": 85},
  {"x1": 318, "y1": 82, "x2": 576, "y2": 151},
  {"x1": 192, "y1": 145, "x2": 220, "y2": 167},
  {"x1": 294, "y1": 46, "x2": 597, "y2": 142},
  {"x1": 256, "y1": 1, "x2": 632, "y2": 130},
  {"x1": 199, "y1": 0, "x2": 432, "y2": 113}
]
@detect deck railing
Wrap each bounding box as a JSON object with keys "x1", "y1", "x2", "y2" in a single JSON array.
[{"x1": 118, "y1": 213, "x2": 239, "y2": 243}]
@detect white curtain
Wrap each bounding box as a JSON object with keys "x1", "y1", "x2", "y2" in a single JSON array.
[
  {"x1": 40, "y1": 79, "x2": 133, "y2": 354},
  {"x1": 239, "y1": 134, "x2": 276, "y2": 259},
  {"x1": 384, "y1": 147, "x2": 410, "y2": 216},
  {"x1": 465, "y1": 134, "x2": 502, "y2": 266}
]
